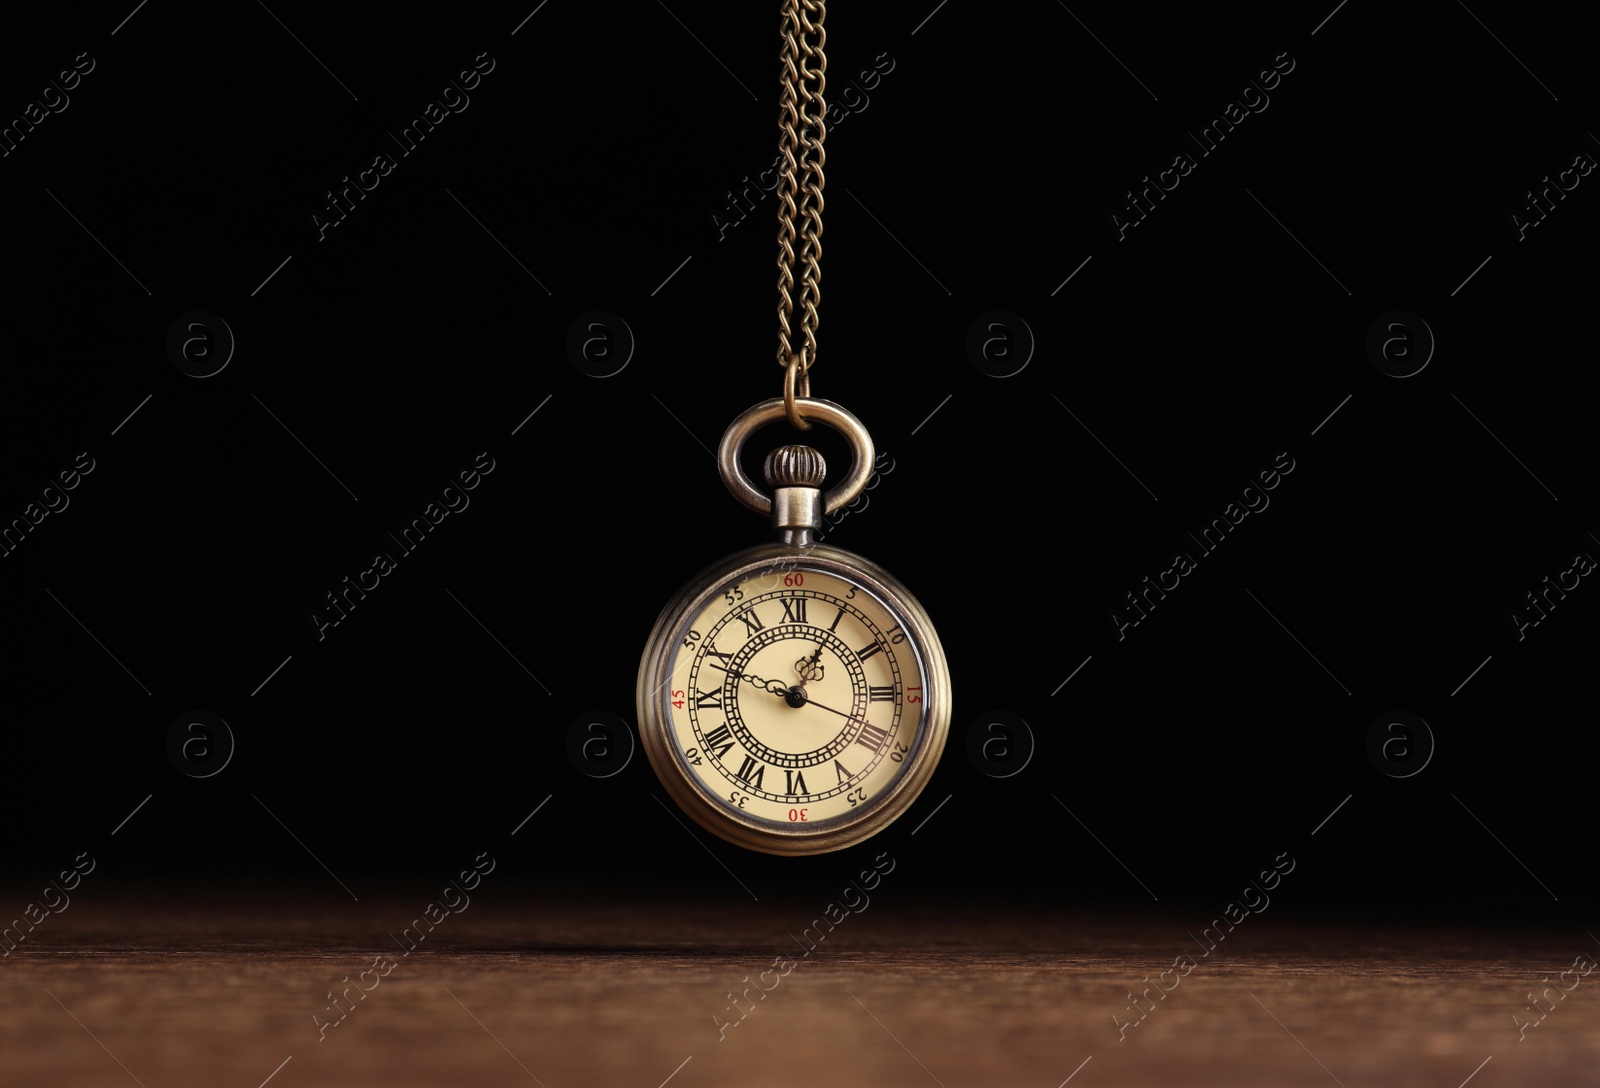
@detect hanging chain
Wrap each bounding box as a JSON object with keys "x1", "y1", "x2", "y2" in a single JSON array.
[{"x1": 776, "y1": 0, "x2": 826, "y2": 429}]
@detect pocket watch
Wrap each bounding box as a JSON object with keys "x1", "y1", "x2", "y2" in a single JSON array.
[
  {"x1": 637, "y1": 401, "x2": 951, "y2": 855},
  {"x1": 636, "y1": 1, "x2": 950, "y2": 854}
]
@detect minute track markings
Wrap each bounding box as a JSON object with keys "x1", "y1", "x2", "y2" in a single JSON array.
[
  {"x1": 673, "y1": 578, "x2": 913, "y2": 807},
  {"x1": 690, "y1": 659, "x2": 894, "y2": 802},
  {"x1": 710, "y1": 586, "x2": 878, "y2": 648},
  {"x1": 723, "y1": 681, "x2": 903, "y2": 802},
  {"x1": 702, "y1": 625, "x2": 869, "y2": 774}
]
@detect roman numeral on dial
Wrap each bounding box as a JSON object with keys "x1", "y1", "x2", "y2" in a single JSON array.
[
  {"x1": 733, "y1": 608, "x2": 765, "y2": 636},
  {"x1": 784, "y1": 769, "x2": 809, "y2": 796},
  {"x1": 735, "y1": 755, "x2": 766, "y2": 789},
  {"x1": 868, "y1": 685, "x2": 895, "y2": 702},
  {"x1": 780, "y1": 597, "x2": 808, "y2": 624},
  {"x1": 855, "y1": 722, "x2": 890, "y2": 753},
  {"x1": 702, "y1": 724, "x2": 735, "y2": 760},
  {"x1": 694, "y1": 690, "x2": 721, "y2": 710},
  {"x1": 704, "y1": 645, "x2": 735, "y2": 671},
  {"x1": 856, "y1": 640, "x2": 883, "y2": 661}
]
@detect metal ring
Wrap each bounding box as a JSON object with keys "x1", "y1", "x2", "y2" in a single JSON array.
[
  {"x1": 782, "y1": 354, "x2": 813, "y2": 431},
  {"x1": 718, "y1": 397, "x2": 874, "y2": 516}
]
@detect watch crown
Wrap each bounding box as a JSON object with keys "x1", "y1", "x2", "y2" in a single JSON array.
[{"x1": 764, "y1": 445, "x2": 827, "y2": 489}]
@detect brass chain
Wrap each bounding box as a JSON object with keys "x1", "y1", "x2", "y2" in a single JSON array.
[{"x1": 776, "y1": 0, "x2": 826, "y2": 429}]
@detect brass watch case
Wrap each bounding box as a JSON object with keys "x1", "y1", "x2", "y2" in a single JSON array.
[{"x1": 637, "y1": 541, "x2": 951, "y2": 856}]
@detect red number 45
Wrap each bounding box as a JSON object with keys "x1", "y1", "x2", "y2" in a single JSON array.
[{"x1": 671, "y1": 689, "x2": 685, "y2": 709}]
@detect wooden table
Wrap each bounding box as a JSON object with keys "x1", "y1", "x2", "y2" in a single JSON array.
[{"x1": 4, "y1": 890, "x2": 1595, "y2": 1087}]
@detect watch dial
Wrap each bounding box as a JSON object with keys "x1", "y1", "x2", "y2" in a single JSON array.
[{"x1": 663, "y1": 567, "x2": 927, "y2": 828}]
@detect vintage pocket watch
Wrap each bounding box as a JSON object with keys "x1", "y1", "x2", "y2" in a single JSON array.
[
  {"x1": 637, "y1": 0, "x2": 949, "y2": 854},
  {"x1": 637, "y1": 400, "x2": 951, "y2": 855}
]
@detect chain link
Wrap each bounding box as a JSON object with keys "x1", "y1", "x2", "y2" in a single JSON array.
[{"x1": 776, "y1": 0, "x2": 826, "y2": 426}]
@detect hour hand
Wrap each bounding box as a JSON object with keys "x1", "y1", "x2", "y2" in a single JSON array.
[{"x1": 795, "y1": 642, "x2": 826, "y2": 683}]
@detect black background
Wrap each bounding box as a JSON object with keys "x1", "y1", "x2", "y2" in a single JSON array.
[{"x1": 1, "y1": 1, "x2": 1594, "y2": 931}]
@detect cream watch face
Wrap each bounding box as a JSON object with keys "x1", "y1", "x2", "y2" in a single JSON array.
[{"x1": 639, "y1": 544, "x2": 949, "y2": 855}]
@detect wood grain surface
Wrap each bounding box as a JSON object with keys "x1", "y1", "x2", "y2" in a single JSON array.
[{"x1": 3, "y1": 891, "x2": 1596, "y2": 1087}]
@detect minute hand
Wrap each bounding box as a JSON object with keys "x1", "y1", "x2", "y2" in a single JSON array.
[{"x1": 795, "y1": 691, "x2": 869, "y2": 727}]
